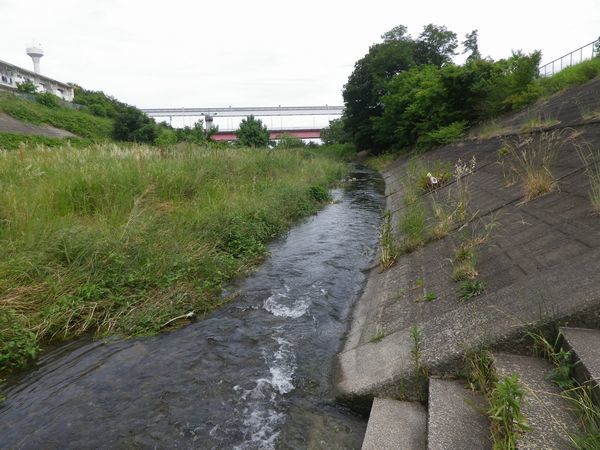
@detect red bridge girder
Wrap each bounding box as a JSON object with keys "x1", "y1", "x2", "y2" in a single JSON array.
[{"x1": 211, "y1": 129, "x2": 321, "y2": 142}]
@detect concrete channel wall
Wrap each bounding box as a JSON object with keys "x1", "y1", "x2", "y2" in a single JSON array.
[{"x1": 334, "y1": 78, "x2": 600, "y2": 406}]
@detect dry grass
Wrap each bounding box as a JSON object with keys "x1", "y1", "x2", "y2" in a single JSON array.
[
  {"x1": 576, "y1": 143, "x2": 600, "y2": 213},
  {"x1": 503, "y1": 130, "x2": 569, "y2": 201}
]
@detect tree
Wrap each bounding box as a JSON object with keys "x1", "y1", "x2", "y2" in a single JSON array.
[
  {"x1": 235, "y1": 115, "x2": 269, "y2": 147},
  {"x1": 320, "y1": 118, "x2": 348, "y2": 145},
  {"x1": 16, "y1": 80, "x2": 37, "y2": 94},
  {"x1": 414, "y1": 24, "x2": 458, "y2": 67},
  {"x1": 113, "y1": 106, "x2": 158, "y2": 143},
  {"x1": 342, "y1": 25, "x2": 416, "y2": 151},
  {"x1": 155, "y1": 128, "x2": 177, "y2": 147},
  {"x1": 463, "y1": 30, "x2": 481, "y2": 62}
]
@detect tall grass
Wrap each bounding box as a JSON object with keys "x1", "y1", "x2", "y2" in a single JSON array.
[{"x1": 0, "y1": 143, "x2": 347, "y2": 373}]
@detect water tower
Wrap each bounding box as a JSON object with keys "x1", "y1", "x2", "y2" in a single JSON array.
[{"x1": 26, "y1": 44, "x2": 44, "y2": 74}]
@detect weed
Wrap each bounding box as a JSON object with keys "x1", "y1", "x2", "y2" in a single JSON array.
[
  {"x1": 488, "y1": 374, "x2": 531, "y2": 449},
  {"x1": 417, "y1": 161, "x2": 453, "y2": 192},
  {"x1": 308, "y1": 185, "x2": 331, "y2": 203},
  {"x1": 423, "y1": 292, "x2": 437, "y2": 302},
  {"x1": 520, "y1": 115, "x2": 561, "y2": 133},
  {"x1": 528, "y1": 330, "x2": 576, "y2": 390},
  {"x1": 459, "y1": 279, "x2": 486, "y2": 300},
  {"x1": 576, "y1": 143, "x2": 600, "y2": 213},
  {"x1": 564, "y1": 384, "x2": 600, "y2": 448},
  {"x1": 379, "y1": 211, "x2": 398, "y2": 270},
  {"x1": 453, "y1": 261, "x2": 479, "y2": 281},
  {"x1": 370, "y1": 326, "x2": 386, "y2": 343},
  {"x1": 365, "y1": 153, "x2": 397, "y2": 172},
  {"x1": 502, "y1": 130, "x2": 567, "y2": 201},
  {"x1": 497, "y1": 144, "x2": 511, "y2": 158},
  {"x1": 578, "y1": 103, "x2": 600, "y2": 122},
  {"x1": 528, "y1": 329, "x2": 600, "y2": 446},
  {"x1": 477, "y1": 120, "x2": 509, "y2": 140},
  {"x1": 399, "y1": 199, "x2": 427, "y2": 251},
  {"x1": 409, "y1": 325, "x2": 426, "y2": 376},
  {"x1": 0, "y1": 310, "x2": 40, "y2": 374},
  {"x1": 466, "y1": 349, "x2": 496, "y2": 395}
]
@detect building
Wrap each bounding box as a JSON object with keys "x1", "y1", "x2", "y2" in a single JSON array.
[{"x1": 0, "y1": 59, "x2": 74, "y2": 102}]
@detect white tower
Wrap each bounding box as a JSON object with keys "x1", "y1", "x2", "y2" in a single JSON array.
[{"x1": 26, "y1": 44, "x2": 44, "y2": 74}]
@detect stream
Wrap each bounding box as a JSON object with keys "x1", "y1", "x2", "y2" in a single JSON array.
[{"x1": 0, "y1": 165, "x2": 383, "y2": 449}]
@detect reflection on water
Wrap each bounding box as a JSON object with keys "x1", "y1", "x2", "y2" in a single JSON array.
[{"x1": 0, "y1": 166, "x2": 383, "y2": 449}]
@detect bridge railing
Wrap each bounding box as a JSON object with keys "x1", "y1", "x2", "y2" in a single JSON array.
[{"x1": 539, "y1": 38, "x2": 600, "y2": 77}]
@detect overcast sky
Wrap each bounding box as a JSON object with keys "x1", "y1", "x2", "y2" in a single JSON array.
[{"x1": 1, "y1": 0, "x2": 599, "y2": 109}]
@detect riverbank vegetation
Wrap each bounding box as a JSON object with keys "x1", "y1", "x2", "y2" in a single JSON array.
[
  {"x1": 0, "y1": 142, "x2": 349, "y2": 375},
  {"x1": 334, "y1": 24, "x2": 600, "y2": 155}
]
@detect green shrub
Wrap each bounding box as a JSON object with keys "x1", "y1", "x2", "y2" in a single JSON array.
[
  {"x1": 308, "y1": 185, "x2": 331, "y2": 202},
  {"x1": 420, "y1": 121, "x2": 468, "y2": 147},
  {"x1": 154, "y1": 128, "x2": 177, "y2": 147},
  {"x1": 35, "y1": 92, "x2": 60, "y2": 108},
  {"x1": 16, "y1": 80, "x2": 37, "y2": 94}
]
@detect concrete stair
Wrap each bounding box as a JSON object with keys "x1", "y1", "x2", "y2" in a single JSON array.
[
  {"x1": 427, "y1": 378, "x2": 491, "y2": 450},
  {"x1": 560, "y1": 326, "x2": 600, "y2": 398},
  {"x1": 493, "y1": 353, "x2": 578, "y2": 449},
  {"x1": 361, "y1": 398, "x2": 427, "y2": 450},
  {"x1": 360, "y1": 328, "x2": 600, "y2": 448}
]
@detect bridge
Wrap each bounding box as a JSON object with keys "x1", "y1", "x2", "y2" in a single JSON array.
[
  {"x1": 211, "y1": 127, "x2": 322, "y2": 142},
  {"x1": 141, "y1": 105, "x2": 344, "y2": 118},
  {"x1": 141, "y1": 105, "x2": 343, "y2": 141}
]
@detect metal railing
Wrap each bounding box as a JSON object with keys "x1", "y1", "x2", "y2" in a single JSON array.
[{"x1": 539, "y1": 38, "x2": 600, "y2": 77}]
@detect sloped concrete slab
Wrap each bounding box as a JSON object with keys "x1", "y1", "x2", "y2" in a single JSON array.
[
  {"x1": 361, "y1": 398, "x2": 426, "y2": 450},
  {"x1": 560, "y1": 326, "x2": 600, "y2": 393},
  {"x1": 427, "y1": 378, "x2": 492, "y2": 450},
  {"x1": 336, "y1": 245, "x2": 600, "y2": 403},
  {"x1": 493, "y1": 353, "x2": 577, "y2": 450}
]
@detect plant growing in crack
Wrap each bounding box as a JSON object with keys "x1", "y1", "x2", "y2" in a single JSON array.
[
  {"x1": 575, "y1": 142, "x2": 600, "y2": 214},
  {"x1": 370, "y1": 325, "x2": 386, "y2": 343},
  {"x1": 488, "y1": 374, "x2": 531, "y2": 448},
  {"x1": 458, "y1": 279, "x2": 486, "y2": 300},
  {"x1": 502, "y1": 130, "x2": 570, "y2": 201},
  {"x1": 379, "y1": 211, "x2": 398, "y2": 270},
  {"x1": 409, "y1": 325, "x2": 427, "y2": 377}
]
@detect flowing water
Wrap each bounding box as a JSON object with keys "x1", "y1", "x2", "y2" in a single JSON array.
[{"x1": 0, "y1": 166, "x2": 383, "y2": 449}]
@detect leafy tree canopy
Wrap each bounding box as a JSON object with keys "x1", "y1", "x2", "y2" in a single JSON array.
[{"x1": 235, "y1": 115, "x2": 270, "y2": 147}]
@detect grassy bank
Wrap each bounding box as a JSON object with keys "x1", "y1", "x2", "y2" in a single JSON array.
[
  {"x1": 0, "y1": 132, "x2": 92, "y2": 150},
  {"x1": 0, "y1": 93, "x2": 113, "y2": 139},
  {"x1": 0, "y1": 143, "x2": 349, "y2": 375}
]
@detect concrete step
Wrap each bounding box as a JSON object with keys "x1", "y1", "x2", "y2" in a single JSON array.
[
  {"x1": 361, "y1": 398, "x2": 426, "y2": 450},
  {"x1": 493, "y1": 353, "x2": 578, "y2": 449},
  {"x1": 560, "y1": 326, "x2": 600, "y2": 396},
  {"x1": 427, "y1": 378, "x2": 492, "y2": 450}
]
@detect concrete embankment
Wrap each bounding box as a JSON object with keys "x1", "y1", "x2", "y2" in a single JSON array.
[{"x1": 334, "y1": 78, "x2": 600, "y2": 409}]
